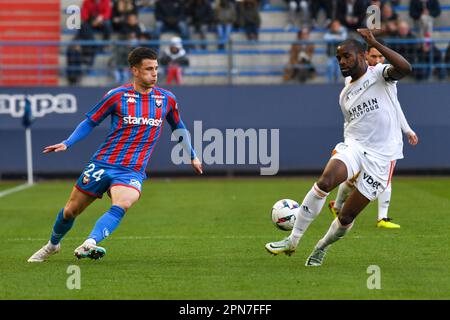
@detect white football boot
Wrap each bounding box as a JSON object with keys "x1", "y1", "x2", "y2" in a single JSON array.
[
  {"x1": 74, "y1": 240, "x2": 106, "y2": 260},
  {"x1": 265, "y1": 237, "x2": 296, "y2": 256},
  {"x1": 28, "y1": 241, "x2": 61, "y2": 262},
  {"x1": 305, "y1": 247, "x2": 328, "y2": 266}
]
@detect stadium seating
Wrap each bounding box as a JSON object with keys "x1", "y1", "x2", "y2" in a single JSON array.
[
  {"x1": 0, "y1": 0, "x2": 60, "y2": 86},
  {"x1": 6, "y1": 0, "x2": 450, "y2": 86}
]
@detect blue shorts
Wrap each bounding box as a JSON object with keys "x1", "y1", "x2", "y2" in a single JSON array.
[{"x1": 75, "y1": 160, "x2": 145, "y2": 198}]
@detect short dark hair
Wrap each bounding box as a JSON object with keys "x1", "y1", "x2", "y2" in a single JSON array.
[
  {"x1": 338, "y1": 39, "x2": 366, "y2": 55},
  {"x1": 128, "y1": 47, "x2": 158, "y2": 67}
]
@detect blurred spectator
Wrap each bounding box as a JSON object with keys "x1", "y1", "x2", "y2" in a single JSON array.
[
  {"x1": 77, "y1": 24, "x2": 97, "y2": 69},
  {"x1": 188, "y1": 0, "x2": 215, "y2": 50},
  {"x1": 369, "y1": 0, "x2": 398, "y2": 23},
  {"x1": 283, "y1": 28, "x2": 315, "y2": 83},
  {"x1": 380, "y1": 1, "x2": 398, "y2": 23},
  {"x1": 391, "y1": 20, "x2": 418, "y2": 67},
  {"x1": 284, "y1": 0, "x2": 310, "y2": 30},
  {"x1": 324, "y1": 19, "x2": 348, "y2": 82},
  {"x1": 80, "y1": 0, "x2": 113, "y2": 41},
  {"x1": 111, "y1": 0, "x2": 139, "y2": 32},
  {"x1": 154, "y1": 0, "x2": 190, "y2": 43},
  {"x1": 66, "y1": 36, "x2": 83, "y2": 86},
  {"x1": 159, "y1": 37, "x2": 190, "y2": 84},
  {"x1": 415, "y1": 41, "x2": 444, "y2": 80},
  {"x1": 215, "y1": 0, "x2": 237, "y2": 50},
  {"x1": 310, "y1": 0, "x2": 333, "y2": 28},
  {"x1": 109, "y1": 32, "x2": 138, "y2": 84},
  {"x1": 238, "y1": 0, "x2": 261, "y2": 41},
  {"x1": 336, "y1": 0, "x2": 369, "y2": 32},
  {"x1": 368, "y1": 0, "x2": 397, "y2": 33},
  {"x1": 383, "y1": 18, "x2": 398, "y2": 37},
  {"x1": 409, "y1": 0, "x2": 441, "y2": 38},
  {"x1": 120, "y1": 13, "x2": 146, "y2": 39}
]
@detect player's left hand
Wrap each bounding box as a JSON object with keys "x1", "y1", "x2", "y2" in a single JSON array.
[
  {"x1": 191, "y1": 157, "x2": 203, "y2": 175},
  {"x1": 407, "y1": 131, "x2": 419, "y2": 146},
  {"x1": 356, "y1": 28, "x2": 378, "y2": 46},
  {"x1": 43, "y1": 143, "x2": 67, "y2": 153}
]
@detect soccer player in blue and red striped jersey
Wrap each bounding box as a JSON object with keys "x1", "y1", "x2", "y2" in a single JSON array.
[{"x1": 28, "y1": 47, "x2": 202, "y2": 262}]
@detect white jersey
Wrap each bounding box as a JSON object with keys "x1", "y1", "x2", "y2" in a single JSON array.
[{"x1": 340, "y1": 63, "x2": 403, "y2": 161}]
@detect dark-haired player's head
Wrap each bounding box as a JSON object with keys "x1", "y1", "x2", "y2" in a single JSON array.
[
  {"x1": 366, "y1": 39, "x2": 386, "y2": 66},
  {"x1": 336, "y1": 39, "x2": 367, "y2": 78},
  {"x1": 128, "y1": 47, "x2": 159, "y2": 89}
]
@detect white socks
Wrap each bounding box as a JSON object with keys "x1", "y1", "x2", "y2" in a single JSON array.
[
  {"x1": 316, "y1": 218, "x2": 354, "y2": 250},
  {"x1": 334, "y1": 181, "x2": 354, "y2": 211},
  {"x1": 84, "y1": 238, "x2": 96, "y2": 246},
  {"x1": 377, "y1": 185, "x2": 392, "y2": 220},
  {"x1": 47, "y1": 241, "x2": 59, "y2": 250},
  {"x1": 290, "y1": 183, "x2": 329, "y2": 247}
]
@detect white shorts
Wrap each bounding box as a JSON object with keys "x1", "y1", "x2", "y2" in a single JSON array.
[{"x1": 331, "y1": 142, "x2": 396, "y2": 201}]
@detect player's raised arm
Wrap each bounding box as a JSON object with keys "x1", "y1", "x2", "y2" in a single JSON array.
[{"x1": 357, "y1": 28, "x2": 412, "y2": 80}]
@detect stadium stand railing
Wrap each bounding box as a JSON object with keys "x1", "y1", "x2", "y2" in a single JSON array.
[{"x1": 0, "y1": 37, "x2": 449, "y2": 86}]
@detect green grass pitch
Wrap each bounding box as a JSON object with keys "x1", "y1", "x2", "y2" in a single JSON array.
[{"x1": 1, "y1": 177, "x2": 449, "y2": 299}]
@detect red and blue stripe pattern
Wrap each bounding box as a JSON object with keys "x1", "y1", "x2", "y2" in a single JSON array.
[{"x1": 86, "y1": 84, "x2": 181, "y2": 173}]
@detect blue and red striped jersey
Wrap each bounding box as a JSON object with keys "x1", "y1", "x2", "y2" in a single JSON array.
[{"x1": 86, "y1": 84, "x2": 183, "y2": 173}]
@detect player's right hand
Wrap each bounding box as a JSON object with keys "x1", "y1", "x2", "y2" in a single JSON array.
[
  {"x1": 356, "y1": 28, "x2": 378, "y2": 46},
  {"x1": 43, "y1": 143, "x2": 68, "y2": 153},
  {"x1": 407, "y1": 132, "x2": 419, "y2": 146},
  {"x1": 191, "y1": 157, "x2": 203, "y2": 175}
]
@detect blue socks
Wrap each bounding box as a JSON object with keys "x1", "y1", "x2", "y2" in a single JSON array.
[
  {"x1": 87, "y1": 205, "x2": 126, "y2": 243},
  {"x1": 49, "y1": 205, "x2": 126, "y2": 245},
  {"x1": 50, "y1": 208, "x2": 75, "y2": 245}
]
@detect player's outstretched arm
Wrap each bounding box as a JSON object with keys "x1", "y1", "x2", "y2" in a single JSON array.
[{"x1": 357, "y1": 28, "x2": 412, "y2": 80}]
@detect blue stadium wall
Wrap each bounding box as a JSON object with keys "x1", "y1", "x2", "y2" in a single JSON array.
[{"x1": 0, "y1": 84, "x2": 449, "y2": 176}]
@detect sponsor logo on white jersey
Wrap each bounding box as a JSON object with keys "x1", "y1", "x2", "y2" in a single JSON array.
[
  {"x1": 348, "y1": 98, "x2": 379, "y2": 121},
  {"x1": 123, "y1": 115, "x2": 162, "y2": 126}
]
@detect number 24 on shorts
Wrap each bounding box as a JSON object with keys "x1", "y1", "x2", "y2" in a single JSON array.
[{"x1": 84, "y1": 163, "x2": 105, "y2": 182}]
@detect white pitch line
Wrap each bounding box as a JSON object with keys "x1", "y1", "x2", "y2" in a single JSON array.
[
  {"x1": 6, "y1": 234, "x2": 445, "y2": 242},
  {"x1": 0, "y1": 183, "x2": 34, "y2": 198}
]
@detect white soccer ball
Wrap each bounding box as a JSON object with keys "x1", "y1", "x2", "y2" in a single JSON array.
[{"x1": 271, "y1": 199, "x2": 300, "y2": 231}]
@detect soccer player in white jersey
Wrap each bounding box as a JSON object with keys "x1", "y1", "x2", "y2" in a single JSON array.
[
  {"x1": 265, "y1": 29, "x2": 413, "y2": 266},
  {"x1": 328, "y1": 40, "x2": 419, "y2": 229}
]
